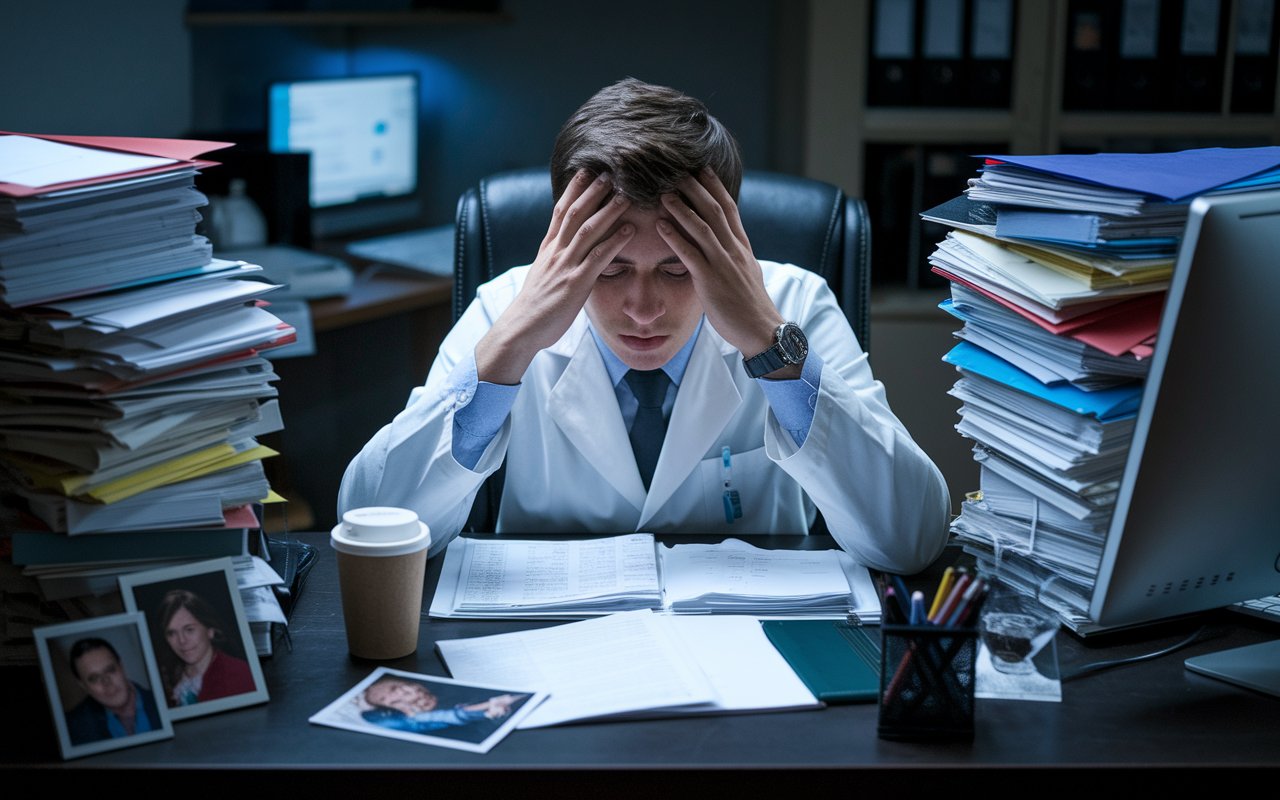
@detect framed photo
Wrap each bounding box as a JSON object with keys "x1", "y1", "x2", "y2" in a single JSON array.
[
  {"x1": 119, "y1": 557, "x2": 268, "y2": 720},
  {"x1": 35, "y1": 612, "x2": 175, "y2": 760},
  {"x1": 309, "y1": 667, "x2": 544, "y2": 754}
]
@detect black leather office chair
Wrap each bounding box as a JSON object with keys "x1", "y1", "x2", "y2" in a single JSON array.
[{"x1": 452, "y1": 166, "x2": 872, "y2": 531}]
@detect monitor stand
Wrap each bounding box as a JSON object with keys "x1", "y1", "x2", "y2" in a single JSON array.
[{"x1": 1185, "y1": 640, "x2": 1280, "y2": 699}]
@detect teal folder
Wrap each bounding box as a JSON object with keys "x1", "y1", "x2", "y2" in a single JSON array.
[{"x1": 761, "y1": 620, "x2": 881, "y2": 704}]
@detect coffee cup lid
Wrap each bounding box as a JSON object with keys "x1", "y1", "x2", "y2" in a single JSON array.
[{"x1": 331, "y1": 520, "x2": 430, "y2": 557}]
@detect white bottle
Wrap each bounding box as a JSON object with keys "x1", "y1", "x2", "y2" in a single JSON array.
[{"x1": 207, "y1": 178, "x2": 269, "y2": 251}]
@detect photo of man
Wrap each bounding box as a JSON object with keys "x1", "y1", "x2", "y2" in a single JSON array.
[
  {"x1": 63, "y1": 637, "x2": 163, "y2": 746},
  {"x1": 309, "y1": 667, "x2": 544, "y2": 754},
  {"x1": 35, "y1": 612, "x2": 174, "y2": 759},
  {"x1": 358, "y1": 675, "x2": 526, "y2": 739}
]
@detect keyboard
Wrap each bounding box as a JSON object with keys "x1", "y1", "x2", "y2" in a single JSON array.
[
  {"x1": 1231, "y1": 594, "x2": 1280, "y2": 625},
  {"x1": 346, "y1": 223, "x2": 454, "y2": 276}
]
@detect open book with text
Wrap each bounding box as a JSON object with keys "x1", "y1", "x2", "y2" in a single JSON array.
[{"x1": 428, "y1": 534, "x2": 881, "y2": 623}]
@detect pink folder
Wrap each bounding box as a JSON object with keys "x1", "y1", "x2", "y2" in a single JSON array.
[
  {"x1": 0, "y1": 131, "x2": 233, "y2": 198},
  {"x1": 933, "y1": 266, "x2": 1164, "y2": 357}
]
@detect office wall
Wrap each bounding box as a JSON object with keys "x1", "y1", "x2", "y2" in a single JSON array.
[
  {"x1": 190, "y1": 0, "x2": 778, "y2": 225},
  {"x1": 0, "y1": 0, "x2": 192, "y2": 137}
]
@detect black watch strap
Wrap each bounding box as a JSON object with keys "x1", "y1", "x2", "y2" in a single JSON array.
[{"x1": 743, "y1": 322, "x2": 807, "y2": 379}]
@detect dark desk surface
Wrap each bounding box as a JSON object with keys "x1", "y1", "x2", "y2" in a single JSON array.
[{"x1": 6, "y1": 533, "x2": 1280, "y2": 790}]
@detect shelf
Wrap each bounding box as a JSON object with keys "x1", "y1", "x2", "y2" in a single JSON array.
[
  {"x1": 861, "y1": 109, "x2": 1014, "y2": 144},
  {"x1": 1056, "y1": 112, "x2": 1279, "y2": 141},
  {"x1": 184, "y1": 10, "x2": 511, "y2": 26}
]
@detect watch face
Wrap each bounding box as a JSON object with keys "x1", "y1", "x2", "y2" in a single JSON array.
[{"x1": 777, "y1": 323, "x2": 808, "y2": 363}]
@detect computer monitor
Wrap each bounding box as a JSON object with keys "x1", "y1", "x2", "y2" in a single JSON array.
[
  {"x1": 1089, "y1": 189, "x2": 1280, "y2": 693},
  {"x1": 268, "y1": 73, "x2": 420, "y2": 236}
]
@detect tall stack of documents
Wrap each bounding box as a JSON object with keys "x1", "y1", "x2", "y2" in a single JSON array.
[
  {"x1": 926, "y1": 147, "x2": 1280, "y2": 631},
  {"x1": 0, "y1": 133, "x2": 295, "y2": 607}
]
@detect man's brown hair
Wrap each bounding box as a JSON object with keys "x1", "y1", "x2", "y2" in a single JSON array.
[{"x1": 550, "y1": 78, "x2": 743, "y2": 209}]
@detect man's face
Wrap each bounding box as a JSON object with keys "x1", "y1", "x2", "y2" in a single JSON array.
[
  {"x1": 364, "y1": 679, "x2": 438, "y2": 715},
  {"x1": 74, "y1": 647, "x2": 132, "y2": 711},
  {"x1": 585, "y1": 205, "x2": 704, "y2": 372}
]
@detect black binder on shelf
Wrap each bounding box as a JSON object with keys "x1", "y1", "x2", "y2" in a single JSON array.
[
  {"x1": 919, "y1": 0, "x2": 968, "y2": 106},
  {"x1": 1112, "y1": 0, "x2": 1167, "y2": 111},
  {"x1": 868, "y1": 0, "x2": 920, "y2": 106},
  {"x1": 1063, "y1": 0, "x2": 1119, "y2": 110},
  {"x1": 967, "y1": 0, "x2": 1015, "y2": 108},
  {"x1": 868, "y1": 0, "x2": 1015, "y2": 109},
  {"x1": 1231, "y1": 0, "x2": 1279, "y2": 113},
  {"x1": 1164, "y1": 0, "x2": 1229, "y2": 112}
]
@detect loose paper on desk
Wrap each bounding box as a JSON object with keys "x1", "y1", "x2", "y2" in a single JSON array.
[{"x1": 435, "y1": 609, "x2": 820, "y2": 728}]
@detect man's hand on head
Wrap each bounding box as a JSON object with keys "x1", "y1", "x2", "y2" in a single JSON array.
[
  {"x1": 656, "y1": 170, "x2": 802, "y2": 380},
  {"x1": 475, "y1": 169, "x2": 635, "y2": 385}
]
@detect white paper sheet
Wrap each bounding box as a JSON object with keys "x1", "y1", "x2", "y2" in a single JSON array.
[{"x1": 0, "y1": 135, "x2": 176, "y2": 188}]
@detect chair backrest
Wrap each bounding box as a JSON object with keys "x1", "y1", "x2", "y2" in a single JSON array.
[
  {"x1": 453, "y1": 167, "x2": 871, "y2": 347},
  {"x1": 452, "y1": 166, "x2": 872, "y2": 532}
]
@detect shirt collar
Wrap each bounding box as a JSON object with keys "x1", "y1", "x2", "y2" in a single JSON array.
[{"x1": 589, "y1": 317, "x2": 704, "y2": 388}]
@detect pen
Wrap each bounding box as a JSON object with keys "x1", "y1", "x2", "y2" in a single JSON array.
[
  {"x1": 909, "y1": 591, "x2": 926, "y2": 625},
  {"x1": 948, "y1": 581, "x2": 988, "y2": 628},
  {"x1": 930, "y1": 573, "x2": 972, "y2": 624},
  {"x1": 928, "y1": 567, "x2": 956, "y2": 621},
  {"x1": 721, "y1": 446, "x2": 742, "y2": 523},
  {"x1": 882, "y1": 587, "x2": 902, "y2": 624},
  {"x1": 941, "y1": 578, "x2": 983, "y2": 627},
  {"x1": 891, "y1": 575, "x2": 912, "y2": 621}
]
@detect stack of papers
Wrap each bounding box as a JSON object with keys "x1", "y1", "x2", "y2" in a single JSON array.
[
  {"x1": 922, "y1": 149, "x2": 1280, "y2": 630},
  {"x1": 660, "y1": 539, "x2": 873, "y2": 615},
  {"x1": 430, "y1": 534, "x2": 881, "y2": 622},
  {"x1": 436, "y1": 610, "x2": 822, "y2": 727},
  {"x1": 0, "y1": 133, "x2": 292, "y2": 603},
  {"x1": 963, "y1": 148, "x2": 1280, "y2": 255}
]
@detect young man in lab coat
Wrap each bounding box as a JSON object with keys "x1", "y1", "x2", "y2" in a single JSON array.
[{"x1": 339, "y1": 79, "x2": 950, "y2": 574}]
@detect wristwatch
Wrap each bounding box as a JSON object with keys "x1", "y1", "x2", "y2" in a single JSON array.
[{"x1": 742, "y1": 322, "x2": 808, "y2": 379}]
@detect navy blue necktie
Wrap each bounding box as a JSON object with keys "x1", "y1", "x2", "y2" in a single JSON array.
[{"x1": 623, "y1": 369, "x2": 671, "y2": 492}]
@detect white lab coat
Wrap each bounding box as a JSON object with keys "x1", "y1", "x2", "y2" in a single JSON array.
[{"x1": 338, "y1": 261, "x2": 950, "y2": 574}]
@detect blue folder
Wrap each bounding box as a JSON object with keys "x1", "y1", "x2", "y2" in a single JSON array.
[
  {"x1": 943, "y1": 341, "x2": 1143, "y2": 421},
  {"x1": 980, "y1": 147, "x2": 1280, "y2": 201}
]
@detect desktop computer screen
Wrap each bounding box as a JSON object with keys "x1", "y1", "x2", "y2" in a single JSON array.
[
  {"x1": 1090, "y1": 188, "x2": 1280, "y2": 630},
  {"x1": 269, "y1": 73, "x2": 418, "y2": 212}
]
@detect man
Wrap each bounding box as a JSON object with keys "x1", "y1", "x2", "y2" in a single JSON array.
[
  {"x1": 359, "y1": 676, "x2": 524, "y2": 734},
  {"x1": 339, "y1": 79, "x2": 949, "y2": 574},
  {"x1": 64, "y1": 638, "x2": 162, "y2": 745}
]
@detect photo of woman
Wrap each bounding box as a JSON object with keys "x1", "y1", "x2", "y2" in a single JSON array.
[
  {"x1": 119, "y1": 558, "x2": 268, "y2": 720},
  {"x1": 155, "y1": 589, "x2": 256, "y2": 708}
]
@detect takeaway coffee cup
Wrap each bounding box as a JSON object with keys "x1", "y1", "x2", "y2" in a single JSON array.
[{"x1": 330, "y1": 507, "x2": 431, "y2": 660}]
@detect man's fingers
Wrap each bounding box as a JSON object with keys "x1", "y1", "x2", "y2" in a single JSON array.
[
  {"x1": 675, "y1": 174, "x2": 738, "y2": 249},
  {"x1": 555, "y1": 171, "x2": 619, "y2": 249},
  {"x1": 660, "y1": 191, "x2": 725, "y2": 259},
  {"x1": 579, "y1": 220, "x2": 636, "y2": 275},
  {"x1": 696, "y1": 168, "x2": 750, "y2": 246},
  {"x1": 545, "y1": 168, "x2": 596, "y2": 245},
  {"x1": 655, "y1": 218, "x2": 710, "y2": 277},
  {"x1": 563, "y1": 190, "x2": 631, "y2": 264}
]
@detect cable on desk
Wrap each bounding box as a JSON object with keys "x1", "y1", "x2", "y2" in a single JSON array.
[{"x1": 1060, "y1": 623, "x2": 1208, "y2": 682}]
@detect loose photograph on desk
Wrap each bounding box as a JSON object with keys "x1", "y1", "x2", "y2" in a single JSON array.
[
  {"x1": 309, "y1": 667, "x2": 546, "y2": 754},
  {"x1": 118, "y1": 557, "x2": 268, "y2": 720},
  {"x1": 34, "y1": 612, "x2": 175, "y2": 760}
]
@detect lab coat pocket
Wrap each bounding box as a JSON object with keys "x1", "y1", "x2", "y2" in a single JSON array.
[{"x1": 698, "y1": 445, "x2": 809, "y2": 534}]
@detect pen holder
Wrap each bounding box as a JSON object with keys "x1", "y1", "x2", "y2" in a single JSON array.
[{"x1": 877, "y1": 623, "x2": 978, "y2": 742}]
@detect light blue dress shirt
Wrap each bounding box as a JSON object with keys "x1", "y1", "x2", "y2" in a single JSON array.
[
  {"x1": 449, "y1": 319, "x2": 823, "y2": 470},
  {"x1": 104, "y1": 687, "x2": 154, "y2": 738}
]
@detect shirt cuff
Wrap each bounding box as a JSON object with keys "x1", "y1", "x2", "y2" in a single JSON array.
[
  {"x1": 450, "y1": 351, "x2": 521, "y2": 470},
  {"x1": 755, "y1": 352, "x2": 823, "y2": 448}
]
